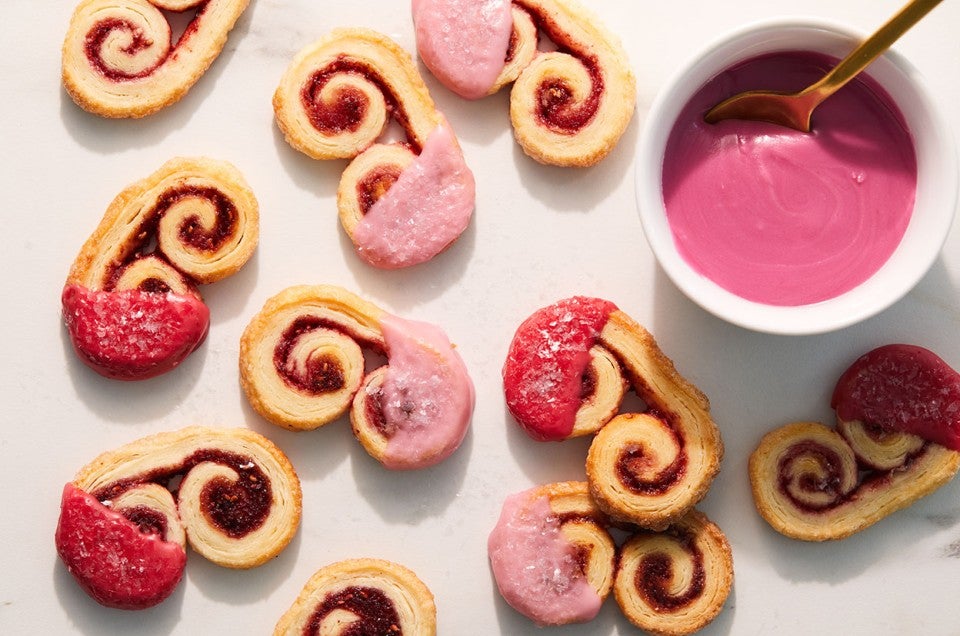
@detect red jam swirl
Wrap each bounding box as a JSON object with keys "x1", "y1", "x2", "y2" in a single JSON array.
[
  {"x1": 122, "y1": 505, "x2": 170, "y2": 538},
  {"x1": 635, "y1": 529, "x2": 705, "y2": 611},
  {"x1": 357, "y1": 166, "x2": 404, "y2": 214},
  {"x1": 85, "y1": 18, "x2": 160, "y2": 81},
  {"x1": 92, "y1": 449, "x2": 271, "y2": 539},
  {"x1": 776, "y1": 441, "x2": 849, "y2": 512},
  {"x1": 300, "y1": 57, "x2": 412, "y2": 143},
  {"x1": 274, "y1": 316, "x2": 372, "y2": 394},
  {"x1": 616, "y1": 443, "x2": 687, "y2": 496},
  {"x1": 304, "y1": 586, "x2": 401, "y2": 635}
]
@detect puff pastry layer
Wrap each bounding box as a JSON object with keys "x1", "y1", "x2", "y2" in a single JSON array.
[
  {"x1": 55, "y1": 426, "x2": 301, "y2": 609},
  {"x1": 62, "y1": 0, "x2": 249, "y2": 117}
]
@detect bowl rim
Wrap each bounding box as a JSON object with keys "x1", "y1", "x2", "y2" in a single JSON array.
[{"x1": 636, "y1": 16, "x2": 959, "y2": 336}]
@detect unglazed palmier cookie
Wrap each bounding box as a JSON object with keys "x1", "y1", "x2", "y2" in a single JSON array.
[
  {"x1": 412, "y1": 0, "x2": 636, "y2": 166},
  {"x1": 750, "y1": 344, "x2": 960, "y2": 541},
  {"x1": 274, "y1": 558, "x2": 436, "y2": 635},
  {"x1": 503, "y1": 296, "x2": 722, "y2": 529},
  {"x1": 62, "y1": 0, "x2": 250, "y2": 118},
  {"x1": 488, "y1": 481, "x2": 616, "y2": 626},
  {"x1": 240, "y1": 285, "x2": 474, "y2": 470},
  {"x1": 55, "y1": 426, "x2": 301, "y2": 609},
  {"x1": 62, "y1": 157, "x2": 258, "y2": 380},
  {"x1": 273, "y1": 28, "x2": 475, "y2": 269},
  {"x1": 615, "y1": 510, "x2": 733, "y2": 636}
]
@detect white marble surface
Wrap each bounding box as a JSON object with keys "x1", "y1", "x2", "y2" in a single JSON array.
[{"x1": 3, "y1": 1, "x2": 960, "y2": 634}]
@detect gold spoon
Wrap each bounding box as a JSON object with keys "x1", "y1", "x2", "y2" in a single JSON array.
[{"x1": 704, "y1": 0, "x2": 943, "y2": 131}]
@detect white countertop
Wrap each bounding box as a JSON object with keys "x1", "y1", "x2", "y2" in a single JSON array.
[{"x1": 3, "y1": 1, "x2": 960, "y2": 634}]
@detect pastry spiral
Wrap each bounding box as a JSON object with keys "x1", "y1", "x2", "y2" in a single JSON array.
[
  {"x1": 752, "y1": 344, "x2": 960, "y2": 541},
  {"x1": 62, "y1": 157, "x2": 258, "y2": 380},
  {"x1": 614, "y1": 510, "x2": 733, "y2": 636},
  {"x1": 502, "y1": 296, "x2": 722, "y2": 529},
  {"x1": 62, "y1": 0, "x2": 250, "y2": 118},
  {"x1": 55, "y1": 426, "x2": 302, "y2": 609},
  {"x1": 240, "y1": 285, "x2": 474, "y2": 470},
  {"x1": 488, "y1": 482, "x2": 616, "y2": 626},
  {"x1": 273, "y1": 558, "x2": 437, "y2": 636},
  {"x1": 412, "y1": 0, "x2": 635, "y2": 166},
  {"x1": 750, "y1": 420, "x2": 960, "y2": 541},
  {"x1": 273, "y1": 28, "x2": 475, "y2": 269}
]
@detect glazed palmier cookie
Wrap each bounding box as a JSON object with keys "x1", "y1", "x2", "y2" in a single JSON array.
[
  {"x1": 750, "y1": 344, "x2": 960, "y2": 541},
  {"x1": 615, "y1": 510, "x2": 733, "y2": 636},
  {"x1": 240, "y1": 285, "x2": 474, "y2": 470},
  {"x1": 62, "y1": 0, "x2": 250, "y2": 118},
  {"x1": 503, "y1": 296, "x2": 723, "y2": 529},
  {"x1": 55, "y1": 426, "x2": 302, "y2": 609},
  {"x1": 488, "y1": 481, "x2": 616, "y2": 626},
  {"x1": 62, "y1": 157, "x2": 258, "y2": 380},
  {"x1": 412, "y1": 0, "x2": 636, "y2": 166},
  {"x1": 273, "y1": 28, "x2": 475, "y2": 269},
  {"x1": 274, "y1": 558, "x2": 436, "y2": 635}
]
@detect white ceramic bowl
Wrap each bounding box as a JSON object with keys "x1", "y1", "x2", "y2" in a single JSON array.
[{"x1": 636, "y1": 18, "x2": 958, "y2": 335}]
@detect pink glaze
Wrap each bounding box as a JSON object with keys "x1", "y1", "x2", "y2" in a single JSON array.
[
  {"x1": 62, "y1": 284, "x2": 210, "y2": 380},
  {"x1": 353, "y1": 121, "x2": 476, "y2": 269},
  {"x1": 379, "y1": 313, "x2": 475, "y2": 469},
  {"x1": 55, "y1": 483, "x2": 187, "y2": 610},
  {"x1": 502, "y1": 297, "x2": 617, "y2": 441},
  {"x1": 412, "y1": 0, "x2": 512, "y2": 99},
  {"x1": 488, "y1": 488, "x2": 602, "y2": 626},
  {"x1": 662, "y1": 51, "x2": 917, "y2": 306},
  {"x1": 832, "y1": 344, "x2": 960, "y2": 451}
]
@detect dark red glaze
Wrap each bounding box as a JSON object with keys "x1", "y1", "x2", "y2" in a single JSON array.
[
  {"x1": 635, "y1": 529, "x2": 705, "y2": 611},
  {"x1": 62, "y1": 284, "x2": 210, "y2": 381},
  {"x1": 56, "y1": 483, "x2": 186, "y2": 610},
  {"x1": 616, "y1": 442, "x2": 686, "y2": 496},
  {"x1": 776, "y1": 440, "x2": 849, "y2": 512},
  {"x1": 502, "y1": 296, "x2": 617, "y2": 441},
  {"x1": 357, "y1": 166, "x2": 403, "y2": 214},
  {"x1": 92, "y1": 449, "x2": 272, "y2": 539},
  {"x1": 301, "y1": 57, "x2": 416, "y2": 148},
  {"x1": 305, "y1": 586, "x2": 401, "y2": 635},
  {"x1": 832, "y1": 344, "x2": 960, "y2": 450}
]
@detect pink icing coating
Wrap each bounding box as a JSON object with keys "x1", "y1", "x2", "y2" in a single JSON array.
[
  {"x1": 411, "y1": 0, "x2": 513, "y2": 99},
  {"x1": 353, "y1": 121, "x2": 475, "y2": 269},
  {"x1": 55, "y1": 483, "x2": 187, "y2": 610},
  {"x1": 662, "y1": 51, "x2": 917, "y2": 306},
  {"x1": 62, "y1": 284, "x2": 210, "y2": 380},
  {"x1": 488, "y1": 488, "x2": 602, "y2": 626},
  {"x1": 379, "y1": 313, "x2": 475, "y2": 469}
]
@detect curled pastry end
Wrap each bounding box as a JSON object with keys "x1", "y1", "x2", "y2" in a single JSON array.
[
  {"x1": 63, "y1": 157, "x2": 258, "y2": 380},
  {"x1": 488, "y1": 482, "x2": 615, "y2": 626},
  {"x1": 273, "y1": 558, "x2": 437, "y2": 635},
  {"x1": 614, "y1": 510, "x2": 733, "y2": 636},
  {"x1": 61, "y1": 0, "x2": 250, "y2": 118}
]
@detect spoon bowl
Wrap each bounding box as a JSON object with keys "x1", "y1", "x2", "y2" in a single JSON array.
[{"x1": 704, "y1": 0, "x2": 943, "y2": 131}]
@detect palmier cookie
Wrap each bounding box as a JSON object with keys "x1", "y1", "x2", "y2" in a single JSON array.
[
  {"x1": 274, "y1": 558, "x2": 436, "y2": 635},
  {"x1": 615, "y1": 510, "x2": 733, "y2": 636},
  {"x1": 55, "y1": 426, "x2": 301, "y2": 609},
  {"x1": 62, "y1": 157, "x2": 258, "y2": 381},
  {"x1": 62, "y1": 0, "x2": 250, "y2": 118},
  {"x1": 503, "y1": 296, "x2": 722, "y2": 529},
  {"x1": 273, "y1": 28, "x2": 475, "y2": 269},
  {"x1": 239, "y1": 285, "x2": 475, "y2": 470},
  {"x1": 488, "y1": 482, "x2": 616, "y2": 626},
  {"x1": 750, "y1": 344, "x2": 960, "y2": 541},
  {"x1": 412, "y1": 0, "x2": 636, "y2": 166}
]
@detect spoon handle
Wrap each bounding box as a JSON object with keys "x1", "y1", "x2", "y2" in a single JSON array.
[{"x1": 804, "y1": 0, "x2": 943, "y2": 104}]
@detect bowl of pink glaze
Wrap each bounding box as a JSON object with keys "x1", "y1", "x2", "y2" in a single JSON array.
[{"x1": 636, "y1": 18, "x2": 957, "y2": 335}]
